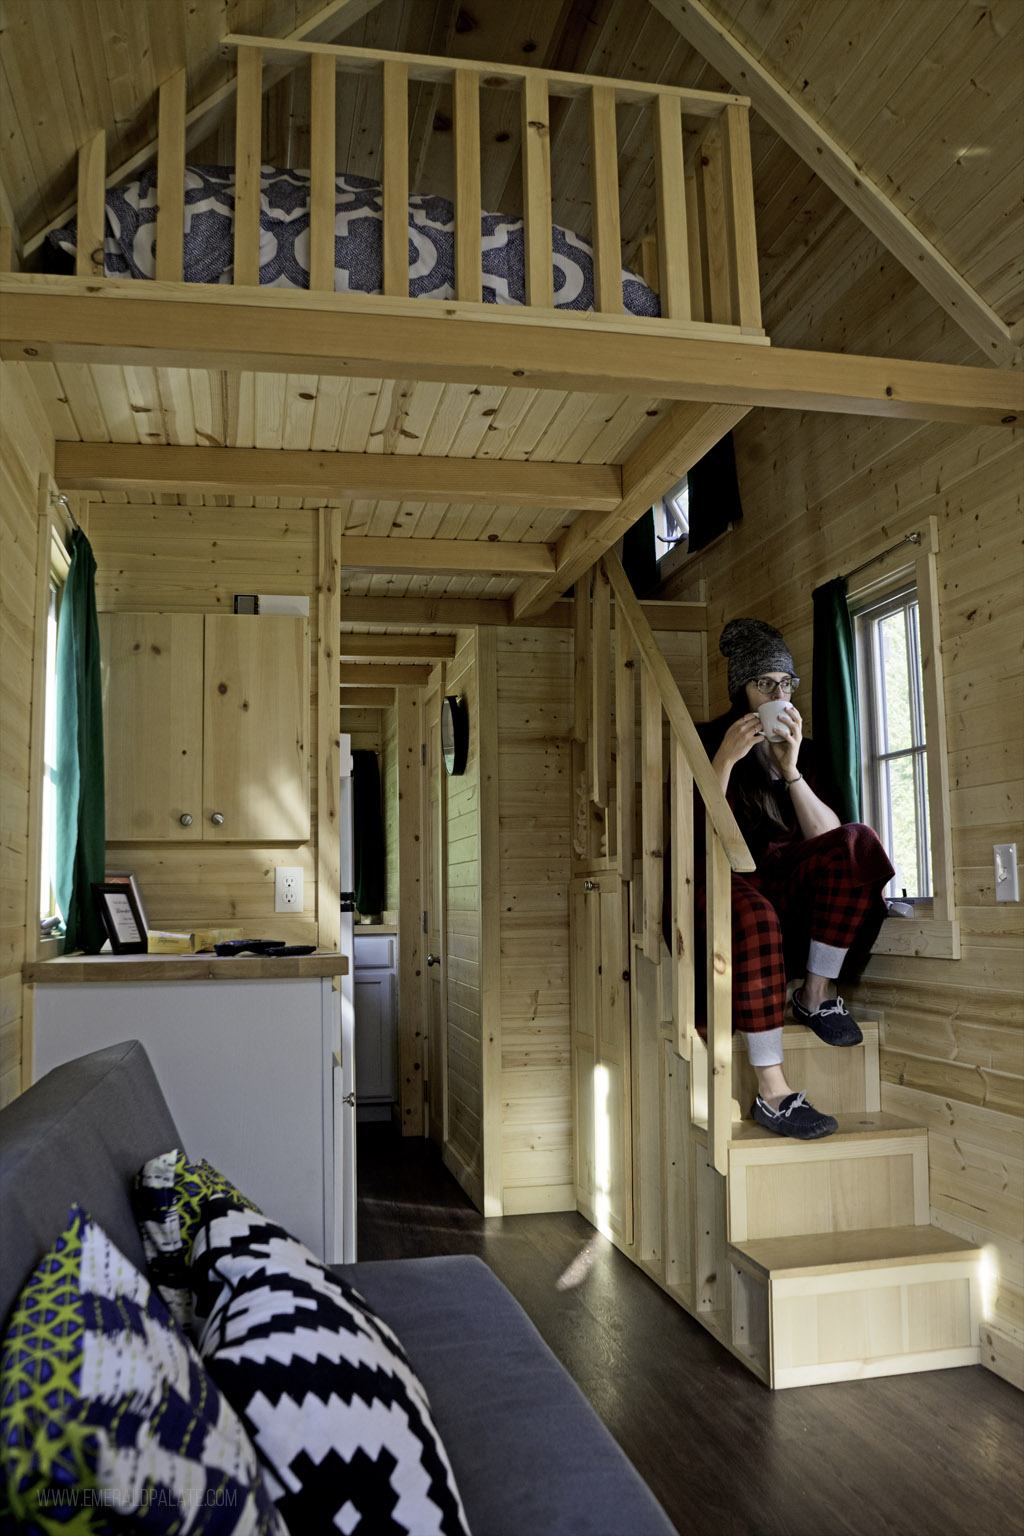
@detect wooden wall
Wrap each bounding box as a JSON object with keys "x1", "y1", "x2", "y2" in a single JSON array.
[
  {"x1": 497, "y1": 628, "x2": 575, "y2": 1214},
  {"x1": 0, "y1": 361, "x2": 55, "y2": 1104},
  {"x1": 89, "y1": 505, "x2": 323, "y2": 944},
  {"x1": 440, "y1": 629, "x2": 489, "y2": 1209},
  {"x1": 664, "y1": 410, "x2": 1023, "y2": 1382}
]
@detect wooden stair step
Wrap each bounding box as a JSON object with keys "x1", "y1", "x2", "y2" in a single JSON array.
[
  {"x1": 729, "y1": 1110, "x2": 922, "y2": 1148},
  {"x1": 730, "y1": 1223, "x2": 984, "y2": 1278},
  {"x1": 727, "y1": 1224, "x2": 983, "y2": 1389}
]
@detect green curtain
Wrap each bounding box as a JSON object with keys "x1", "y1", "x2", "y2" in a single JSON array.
[
  {"x1": 686, "y1": 432, "x2": 743, "y2": 553},
  {"x1": 621, "y1": 507, "x2": 659, "y2": 597},
  {"x1": 812, "y1": 577, "x2": 861, "y2": 825},
  {"x1": 55, "y1": 529, "x2": 106, "y2": 952},
  {"x1": 352, "y1": 749, "x2": 385, "y2": 916}
]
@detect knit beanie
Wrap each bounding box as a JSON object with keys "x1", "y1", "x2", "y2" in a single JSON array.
[{"x1": 719, "y1": 618, "x2": 795, "y2": 697}]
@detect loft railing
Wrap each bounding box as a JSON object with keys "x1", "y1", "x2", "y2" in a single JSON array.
[
  {"x1": 574, "y1": 552, "x2": 755, "y2": 1174},
  {"x1": 65, "y1": 39, "x2": 763, "y2": 337}
]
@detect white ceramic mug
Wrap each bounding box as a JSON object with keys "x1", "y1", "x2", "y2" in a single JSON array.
[{"x1": 757, "y1": 699, "x2": 790, "y2": 743}]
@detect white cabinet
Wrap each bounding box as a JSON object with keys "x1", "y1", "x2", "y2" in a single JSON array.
[
  {"x1": 31, "y1": 975, "x2": 354, "y2": 1263},
  {"x1": 354, "y1": 932, "x2": 397, "y2": 1113}
]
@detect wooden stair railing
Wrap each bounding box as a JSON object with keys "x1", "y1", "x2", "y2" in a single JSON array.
[
  {"x1": 590, "y1": 552, "x2": 754, "y2": 1174},
  {"x1": 67, "y1": 41, "x2": 764, "y2": 338}
]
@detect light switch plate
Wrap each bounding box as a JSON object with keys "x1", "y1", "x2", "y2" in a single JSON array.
[{"x1": 994, "y1": 843, "x2": 1019, "y2": 903}]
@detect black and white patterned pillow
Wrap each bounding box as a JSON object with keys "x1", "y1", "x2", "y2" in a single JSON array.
[{"x1": 193, "y1": 1199, "x2": 471, "y2": 1536}]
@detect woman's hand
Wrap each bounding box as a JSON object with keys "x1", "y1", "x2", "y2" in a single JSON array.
[
  {"x1": 711, "y1": 712, "x2": 764, "y2": 793},
  {"x1": 767, "y1": 703, "x2": 802, "y2": 778}
]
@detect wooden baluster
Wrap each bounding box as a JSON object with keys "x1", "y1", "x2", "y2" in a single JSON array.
[
  {"x1": 672, "y1": 738, "x2": 695, "y2": 1060},
  {"x1": 653, "y1": 93, "x2": 691, "y2": 321},
  {"x1": 641, "y1": 666, "x2": 663, "y2": 964},
  {"x1": 615, "y1": 621, "x2": 636, "y2": 882},
  {"x1": 156, "y1": 69, "x2": 186, "y2": 284},
  {"x1": 522, "y1": 73, "x2": 553, "y2": 308},
  {"x1": 382, "y1": 59, "x2": 409, "y2": 298},
  {"x1": 573, "y1": 574, "x2": 592, "y2": 745},
  {"x1": 722, "y1": 102, "x2": 760, "y2": 330},
  {"x1": 591, "y1": 563, "x2": 611, "y2": 809},
  {"x1": 309, "y1": 54, "x2": 337, "y2": 293},
  {"x1": 454, "y1": 69, "x2": 482, "y2": 303},
  {"x1": 698, "y1": 116, "x2": 731, "y2": 325},
  {"x1": 684, "y1": 152, "x2": 705, "y2": 322},
  {"x1": 76, "y1": 129, "x2": 106, "y2": 278},
  {"x1": 706, "y1": 818, "x2": 732, "y2": 1175},
  {"x1": 234, "y1": 46, "x2": 263, "y2": 287},
  {"x1": 589, "y1": 84, "x2": 622, "y2": 315}
]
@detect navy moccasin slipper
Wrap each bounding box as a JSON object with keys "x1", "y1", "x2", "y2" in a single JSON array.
[
  {"x1": 751, "y1": 1091, "x2": 838, "y2": 1139},
  {"x1": 791, "y1": 989, "x2": 863, "y2": 1047}
]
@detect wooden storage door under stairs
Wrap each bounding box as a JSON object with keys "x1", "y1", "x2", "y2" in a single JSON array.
[
  {"x1": 571, "y1": 872, "x2": 633, "y2": 1250},
  {"x1": 626, "y1": 948, "x2": 983, "y2": 1389}
]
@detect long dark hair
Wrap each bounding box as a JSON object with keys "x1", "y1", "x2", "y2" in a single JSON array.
[{"x1": 715, "y1": 693, "x2": 789, "y2": 836}]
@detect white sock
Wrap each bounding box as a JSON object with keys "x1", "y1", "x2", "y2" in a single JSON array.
[
  {"x1": 807, "y1": 939, "x2": 847, "y2": 980},
  {"x1": 742, "y1": 1026, "x2": 784, "y2": 1068}
]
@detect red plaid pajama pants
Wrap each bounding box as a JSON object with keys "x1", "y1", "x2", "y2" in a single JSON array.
[{"x1": 697, "y1": 823, "x2": 893, "y2": 1034}]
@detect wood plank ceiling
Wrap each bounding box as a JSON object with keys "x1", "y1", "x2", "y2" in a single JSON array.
[{"x1": 1, "y1": 0, "x2": 1020, "y2": 619}]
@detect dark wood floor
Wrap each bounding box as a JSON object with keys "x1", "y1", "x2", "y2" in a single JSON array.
[{"x1": 356, "y1": 1122, "x2": 1024, "y2": 1536}]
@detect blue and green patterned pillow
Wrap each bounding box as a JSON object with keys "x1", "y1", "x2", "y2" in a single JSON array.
[
  {"x1": 134, "y1": 1150, "x2": 260, "y2": 1333},
  {"x1": 0, "y1": 1203, "x2": 284, "y2": 1535}
]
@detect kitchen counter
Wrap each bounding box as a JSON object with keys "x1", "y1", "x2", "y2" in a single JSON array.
[{"x1": 23, "y1": 951, "x2": 347, "y2": 984}]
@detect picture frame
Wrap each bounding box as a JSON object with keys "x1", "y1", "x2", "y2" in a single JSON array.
[{"x1": 92, "y1": 873, "x2": 149, "y2": 953}]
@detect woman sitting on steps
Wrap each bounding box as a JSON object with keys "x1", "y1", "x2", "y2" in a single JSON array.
[{"x1": 697, "y1": 617, "x2": 894, "y2": 1140}]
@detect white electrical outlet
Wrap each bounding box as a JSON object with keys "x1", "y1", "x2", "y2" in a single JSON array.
[
  {"x1": 994, "y1": 844, "x2": 1019, "y2": 903},
  {"x1": 275, "y1": 866, "x2": 304, "y2": 913}
]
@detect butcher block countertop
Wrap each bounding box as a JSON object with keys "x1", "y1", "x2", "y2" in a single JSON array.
[{"x1": 24, "y1": 952, "x2": 347, "y2": 983}]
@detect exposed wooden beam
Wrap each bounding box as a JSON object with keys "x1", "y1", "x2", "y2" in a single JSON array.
[
  {"x1": 340, "y1": 634, "x2": 458, "y2": 659},
  {"x1": 340, "y1": 592, "x2": 710, "y2": 631},
  {"x1": 9, "y1": 281, "x2": 1019, "y2": 426},
  {"x1": 22, "y1": 0, "x2": 385, "y2": 258},
  {"x1": 340, "y1": 663, "x2": 431, "y2": 686},
  {"x1": 512, "y1": 401, "x2": 748, "y2": 619},
  {"x1": 341, "y1": 688, "x2": 396, "y2": 707},
  {"x1": 341, "y1": 537, "x2": 554, "y2": 575},
  {"x1": 53, "y1": 441, "x2": 620, "y2": 512},
  {"x1": 649, "y1": 0, "x2": 1016, "y2": 367}
]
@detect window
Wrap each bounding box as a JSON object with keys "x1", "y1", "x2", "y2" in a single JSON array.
[
  {"x1": 846, "y1": 518, "x2": 958, "y2": 959},
  {"x1": 652, "y1": 474, "x2": 689, "y2": 563},
  {"x1": 854, "y1": 582, "x2": 930, "y2": 901}
]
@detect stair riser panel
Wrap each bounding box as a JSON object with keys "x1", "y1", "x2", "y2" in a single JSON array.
[{"x1": 729, "y1": 1137, "x2": 930, "y2": 1241}]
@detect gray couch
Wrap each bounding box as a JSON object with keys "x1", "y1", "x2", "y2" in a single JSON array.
[{"x1": 0, "y1": 1039, "x2": 677, "y2": 1536}]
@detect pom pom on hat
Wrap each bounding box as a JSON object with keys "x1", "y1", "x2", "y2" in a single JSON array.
[{"x1": 720, "y1": 618, "x2": 795, "y2": 697}]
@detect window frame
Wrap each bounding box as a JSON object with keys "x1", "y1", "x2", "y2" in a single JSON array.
[
  {"x1": 846, "y1": 516, "x2": 958, "y2": 960},
  {"x1": 854, "y1": 580, "x2": 931, "y2": 901},
  {"x1": 26, "y1": 487, "x2": 74, "y2": 964}
]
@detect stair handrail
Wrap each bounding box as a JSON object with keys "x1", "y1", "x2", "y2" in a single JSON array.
[{"x1": 601, "y1": 550, "x2": 753, "y2": 1175}]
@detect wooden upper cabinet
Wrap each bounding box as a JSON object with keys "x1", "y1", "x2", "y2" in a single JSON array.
[
  {"x1": 203, "y1": 615, "x2": 309, "y2": 842},
  {"x1": 100, "y1": 613, "x2": 310, "y2": 843},
  {"x1": 100, "y1": 613, "x2": 204, "y2": 840}
]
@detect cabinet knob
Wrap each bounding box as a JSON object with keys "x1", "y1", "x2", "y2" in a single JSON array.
[
  {"x1": 210, "y1": 812, "x2": 225, "y2": 826},
  {"x1": 426, "y1": 953, "x2": 440, "y2": 967},
  {"x1": 583, "y1": 879, "x2": 599, "y2": 891},
  {"x1": 179, "y1": 813, "x2": 193, "y2": 827}
]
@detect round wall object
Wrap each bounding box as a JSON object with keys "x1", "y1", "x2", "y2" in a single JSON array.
[{"x1": 441, "y1": 695, "x2": 469, "y2": 775}]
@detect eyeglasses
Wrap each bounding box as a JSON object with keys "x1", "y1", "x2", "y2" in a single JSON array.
[{"x1": 753, "y1": 675, "x2": 799, "y2": 696}]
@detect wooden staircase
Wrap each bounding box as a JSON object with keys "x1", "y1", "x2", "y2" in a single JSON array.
[
  {"x1": 567, "y1": 552, "x2": 983, "y2": 1390},
  {"x1": 619, "y1": 968, "x2": 985, "y2": 1388}
]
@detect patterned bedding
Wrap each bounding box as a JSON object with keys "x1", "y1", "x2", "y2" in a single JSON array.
[{"x1": 49, "y1": 164, "x2": 661, "y2": 316}]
